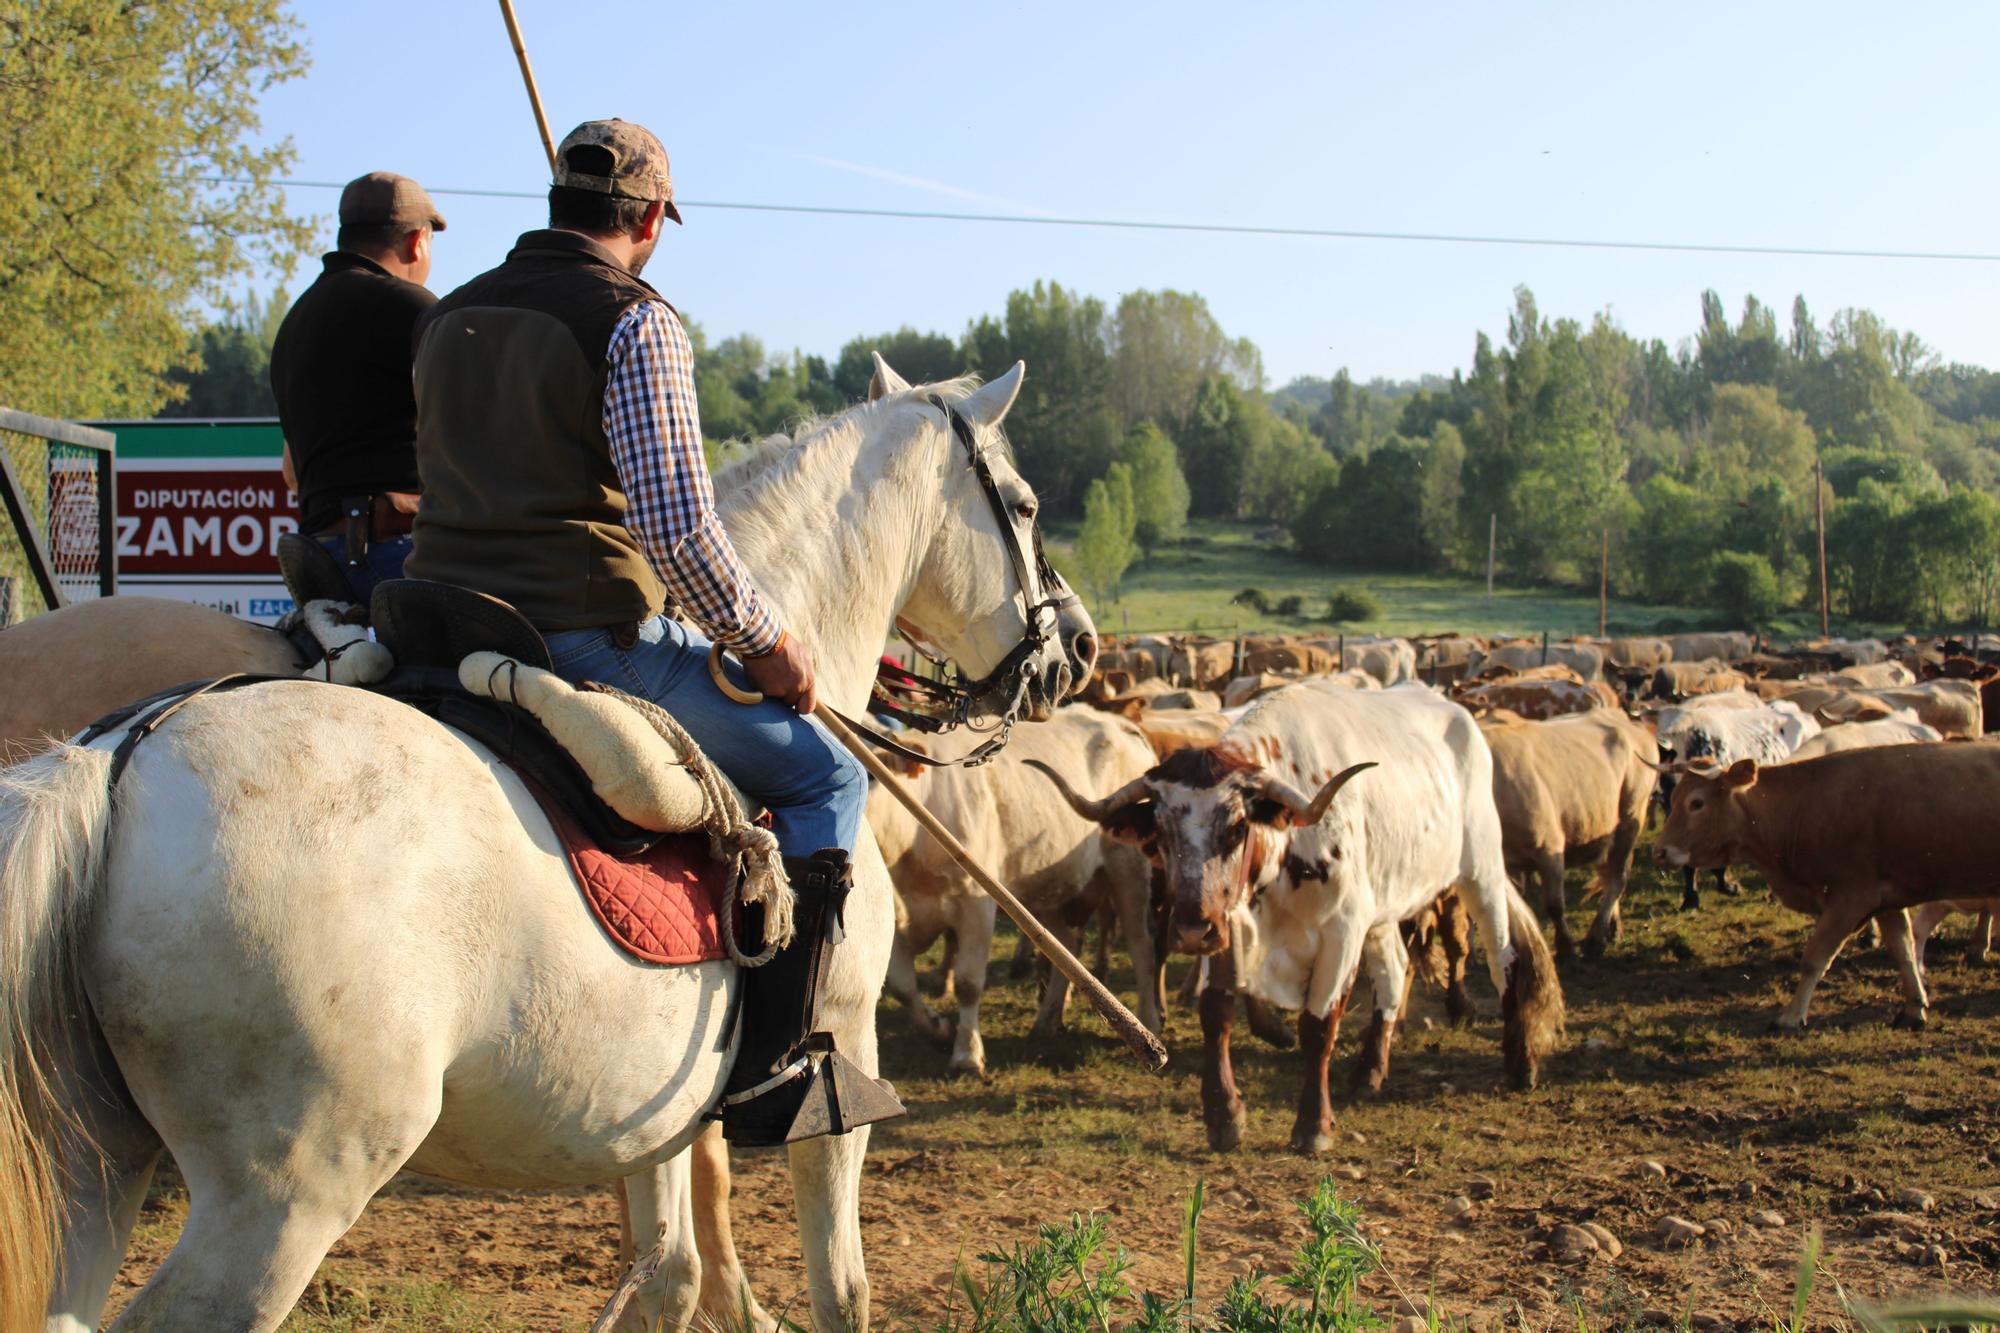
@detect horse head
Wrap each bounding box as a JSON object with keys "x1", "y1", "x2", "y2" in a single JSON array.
[{"x1": 870, "y1": 353, "x2": 1097, "y2": 722}]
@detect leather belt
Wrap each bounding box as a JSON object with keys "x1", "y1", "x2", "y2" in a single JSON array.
[{"x1": 314, "y1": 493, "x2": 417, "y2": 564}]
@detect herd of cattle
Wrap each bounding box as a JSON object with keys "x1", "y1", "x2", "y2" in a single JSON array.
[{"x1": 871, "y1": 628, "x2": 2000, "y2": 1153}]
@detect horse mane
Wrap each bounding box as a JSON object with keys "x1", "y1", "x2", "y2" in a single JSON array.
[{"x1": 710, "y1": 375, "x2": 994, "y2": 506}]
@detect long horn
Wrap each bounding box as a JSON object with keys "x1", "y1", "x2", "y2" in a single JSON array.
[
  {"x1": 1024, "y1": 759, "x2": 1149, "y2": 823},
  {"x1": 1263, "y1": 761, "x2": 1377, "y2": 825}
]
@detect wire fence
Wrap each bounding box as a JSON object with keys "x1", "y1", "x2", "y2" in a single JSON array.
[{"x1": 0, "y1": 408, "x2": 117, "y2": 624}]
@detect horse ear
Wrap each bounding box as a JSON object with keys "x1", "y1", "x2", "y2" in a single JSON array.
[
  {"x1": 958, "y1": 361, "x2": 1025, "y2": 428},
  {"x1": 868, "y1": 351, "x2": 911, "y2": 401}
]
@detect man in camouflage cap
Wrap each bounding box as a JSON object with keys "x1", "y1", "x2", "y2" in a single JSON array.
[{"x1": 408, "y1": 119, "x2": 898, "y2": 1146}]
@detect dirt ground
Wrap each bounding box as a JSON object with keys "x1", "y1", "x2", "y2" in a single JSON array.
[{"x1": 109, "y1": 854, "x2": 2000, "y2": 1331}]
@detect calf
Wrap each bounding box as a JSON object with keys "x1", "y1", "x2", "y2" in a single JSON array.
[
  {"x1": 1482, "y1": 711, "x2": 1659, "y2": 959},
  {"x1": 1030, "y1": 684, "x2": 1563, "y2": 1153},
  {"x1": 1653, "y1": 745, "x2": 2000, "y2": 1029}
]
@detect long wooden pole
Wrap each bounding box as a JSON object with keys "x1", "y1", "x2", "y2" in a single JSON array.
[
  {"x1": 498, "y1": 0, "x2": 558, "y2": 173},
  {"x1": 1816, "y1": 457, "x2": 1830, "y2": 639},
  {"x1": 1598, "y1": 523, "x2": 1609, "y2": 638},
  {"x1": 1486, "y1": 512, "x2": 1497, "y2": 600}
]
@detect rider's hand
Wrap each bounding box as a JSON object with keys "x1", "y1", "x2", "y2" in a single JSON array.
[{"x1": 743, "y1": 631, "x2": 818, "y2": 715}]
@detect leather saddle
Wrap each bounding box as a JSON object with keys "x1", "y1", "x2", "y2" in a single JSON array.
[{"x1": 364, "y1": 579, "x2": 659, "y2": 856}]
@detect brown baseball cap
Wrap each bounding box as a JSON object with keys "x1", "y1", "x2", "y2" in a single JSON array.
[
  {"x1": 554, "y1": 119, "x2": 683, "y2": 224},
  {"x1": 338, "y1": 171, "x2": 447, "y2": 232}
]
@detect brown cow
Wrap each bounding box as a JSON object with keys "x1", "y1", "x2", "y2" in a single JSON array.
[
  {"x1": 1241, "y1": 643, "x2": 1339, "y2": 677},
  {"x1": 1482, "y1": 711, "x2": 1659, "y2": 960},
  {"x1": 1648, "y1": 660, "x2": 1750, "y2": 701},
  {"x1": 1653, "y1": 744, "x2": 2000, "y2": 1029}
]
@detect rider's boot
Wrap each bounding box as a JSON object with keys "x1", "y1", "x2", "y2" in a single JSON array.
[{"x1": 721, "y1": 849, "x2": 906, "y2": 1146}]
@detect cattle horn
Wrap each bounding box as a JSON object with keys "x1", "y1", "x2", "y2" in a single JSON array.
[
  {"x1": 1024, "y1": 759, "x2": 1149, "y2": 823},
  {"x1": 1261, "y1": 761, "x2": 1377, "y2": 825}
]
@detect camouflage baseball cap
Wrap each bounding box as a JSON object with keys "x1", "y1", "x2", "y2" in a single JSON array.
[
  {"x1": 338, "y1": 171, "x2": 447, "y2": 231},
  {"x1": 554, "y1": 119, "x2": 683, "y2": 224}
]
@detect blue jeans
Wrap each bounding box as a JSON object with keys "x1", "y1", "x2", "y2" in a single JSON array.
[
  {"x1": 543, "y1": 615, "x2": 868, "y2": 857},
  {"x1": 317, "y1": 534, "x2": 411, "y2": 606}
]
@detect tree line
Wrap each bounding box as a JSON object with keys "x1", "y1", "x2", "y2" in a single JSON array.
[{"x1": 156, "y1": 277, "x2": 2000, "y2": 631}]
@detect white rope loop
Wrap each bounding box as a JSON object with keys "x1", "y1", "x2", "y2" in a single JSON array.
[{"x1": 577, "y1": 682, "x2": 795, "y2": 965}]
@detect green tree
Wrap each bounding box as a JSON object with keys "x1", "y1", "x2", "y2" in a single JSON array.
[
  {"x1": 0, "y1": 1, "x2": 311, "y2": 418},
  {"x1": 962, "y1": 281, "x2": 1118, "y2": 514},
  {"x1": 161, "y1": 286, "x2": 289, "y2": 417},
  {"x1": 1240, "y1": 416, "x2": 1335, "y2": 525},
  {"x1": 1119, "y1": 423, "x2": 1189, "y2": 560},
  {"x1": 1106, "y1": 288, "x2": 1262, "y2": 429},
  {"x1": 1709, "y1": 551, "x2": 1780, "y2": 630},
  {"x1": 1073, "y1": 463, "x2": 1137, "y2": 604},
  {"x1": 1628, "y1": 475, "x2": 1725, "y2": 605},
  {"x1": 831, "y1": 327, "x2": 961, "y2": 402},
  {"x1": 1704, "y1": 383, "x2": 1816, "y2": 491}
]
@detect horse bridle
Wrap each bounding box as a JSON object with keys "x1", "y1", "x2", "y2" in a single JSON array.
[{"x1": 849, "y1": 394, "x2": 1080, "y2": 769}]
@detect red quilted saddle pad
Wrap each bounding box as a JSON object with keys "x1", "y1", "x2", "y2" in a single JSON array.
[{"x1": 527, "y1": 781, "x2": 731, "y2": 966}]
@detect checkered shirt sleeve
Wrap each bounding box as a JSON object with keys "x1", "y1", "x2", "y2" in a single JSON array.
[{"x1": 601, "y1": 301, "x2": 783, "y2": 656}]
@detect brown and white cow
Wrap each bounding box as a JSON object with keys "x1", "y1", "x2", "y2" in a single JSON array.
[
  {"x1": 1481, "y1": 710, "x2": 1659, "y2": 959},
  {"x1": 1652, "y1": 744, "x2": 2000, "y2": 1029},
  {"x1": 1458, "y1": 672, "x2": 1618, "y2": 720},
  {"x1": 1029, "y1": 684, "x2": 1564, "y2": 1153}
]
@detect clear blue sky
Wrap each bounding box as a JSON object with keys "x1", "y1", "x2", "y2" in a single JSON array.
[{"x1": 256, "y1": 1, "x2": 2000, "y2": 387}]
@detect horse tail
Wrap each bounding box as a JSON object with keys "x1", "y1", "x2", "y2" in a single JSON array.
[
  {"x1": 0, "y1": 742, "x2": 115, "y2": 1331},
  {"x1": 1499, "y1": 881, "x2": 1566, "y2": 1091}
]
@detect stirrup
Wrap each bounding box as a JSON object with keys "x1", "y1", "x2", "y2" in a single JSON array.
[{"x1": 720, "y1": 1033, "x2": 905, "y2": 1145}]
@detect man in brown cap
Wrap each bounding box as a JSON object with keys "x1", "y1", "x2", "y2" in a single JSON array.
[
  {"x1": 269, "y1": 171, "x2": 447, "y2": 603},
  {"x1": 407, "y1": 119, "x2": 899, "y2": 1146}
]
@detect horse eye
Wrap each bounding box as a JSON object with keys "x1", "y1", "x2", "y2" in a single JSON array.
[{"x1": 1014, "y1": 501, "x2": 1037, "y2": 521}]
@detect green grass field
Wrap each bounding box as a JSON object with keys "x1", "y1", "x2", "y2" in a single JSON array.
[{"x1": 1049, "y1": 521, "x2": 1881, "y2": 643}]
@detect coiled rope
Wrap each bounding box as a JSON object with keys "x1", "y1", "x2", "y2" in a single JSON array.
[{"x1": 575, "y1": 681, "x2": 795, "y2": 966}]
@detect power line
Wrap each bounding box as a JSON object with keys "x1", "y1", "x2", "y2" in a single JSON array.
[{"x1": 206, "y1": 176, "x2": 2000, "y2": 264}]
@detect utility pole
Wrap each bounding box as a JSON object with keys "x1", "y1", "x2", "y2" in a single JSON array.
[
  {"x1": 1598, "y1": 524, "x2": 1609, "y2": 638},
  {"x1": 1815, "y1": 457, "x2": 1830, "y2": 639},
  {"x1": 1486, "y1": 513, "x2": 1497, "y2": 600}
]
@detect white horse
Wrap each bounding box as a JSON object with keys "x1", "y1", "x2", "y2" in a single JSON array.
[{"x1": 0, "y1": 359, "x2": 1097, "y2": 1333}]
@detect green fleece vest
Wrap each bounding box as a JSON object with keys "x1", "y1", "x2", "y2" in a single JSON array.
[{"x1": 407, "y1": 229, "x2": 668, "y2": 631}]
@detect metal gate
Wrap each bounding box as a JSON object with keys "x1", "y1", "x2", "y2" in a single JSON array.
[{"x1": 0, "y1": 406, "x2": 117, "y2": 623}]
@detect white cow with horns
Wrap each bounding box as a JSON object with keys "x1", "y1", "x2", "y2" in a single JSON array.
[{"x1": 1030, "y1": 682, "x2": 1564, "y2": 1154}]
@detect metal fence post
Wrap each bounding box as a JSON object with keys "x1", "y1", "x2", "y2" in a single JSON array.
[{"x1": 96, "y1": 445, "x2": 118, "y2": 597}]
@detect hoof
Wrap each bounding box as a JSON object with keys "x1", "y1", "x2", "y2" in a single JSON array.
[
  {"x1": 1555, "y1": 938, "x2": 1578, "y2": 965},
  {"x1": 1768, "y1": 1014, "x2": 1808, "y2": 1034},
  {"x1": 1679, "y1": 894, "x2": 1701, "y2": 913},
  {"x1": 1027, "y1": 1018, "x2": 1064, "y2": 1043},
  {"x1": 1289, "y1": 1125, "x2": 1335, "y2": 1156},
  {"x1": 910, "y1": 1008, "x2": 954, "y2": 1049},
  {"x1": 1205, "y1": 1105, "x2": 1247, "y2": 1153},
  {"x1": 1889, "y1": 1008, "x2": 1929, "y2": 1031},
  {"x1": 948, "y1": 1055, "x2": 988, "y2": 1079}
]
